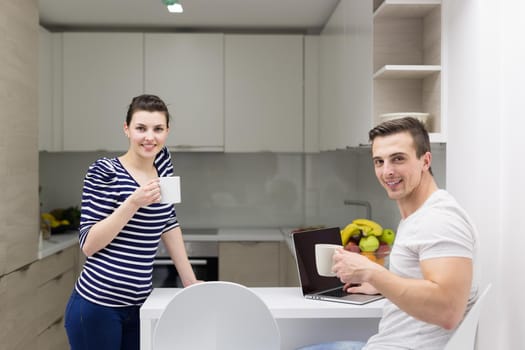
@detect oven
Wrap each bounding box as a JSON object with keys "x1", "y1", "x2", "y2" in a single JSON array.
[{"x1": 152, "y1": 230, "x2": 219, "y2": 288}]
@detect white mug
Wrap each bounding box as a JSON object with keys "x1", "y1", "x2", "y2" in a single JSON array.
[
  {"x1": 159, "y1": 176, "x2": 181, "y2": 204},
  {"x1": 315, "y1": 243, "x2": 343, "y2": 277}
]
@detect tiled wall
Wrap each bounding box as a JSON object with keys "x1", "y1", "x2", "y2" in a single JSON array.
[{"x1": 39, "y1": 146, "x2": 446, "y2": 231}]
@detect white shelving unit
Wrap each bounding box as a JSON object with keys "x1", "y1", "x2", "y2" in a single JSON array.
[{"x1": 373, "y1": 0, "x2": 443, "y2": 142}]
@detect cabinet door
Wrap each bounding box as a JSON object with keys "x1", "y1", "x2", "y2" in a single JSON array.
[
  {"x1": 0, "y1": 263, "x2": 40, "y2": 350},
  {"x1": 225, "y1": 35, "x2": 303, "y2": 152},
  {"x1": 39, "y1": 27, "x2": 54, "y2": 151},
  {"x1": 62, "y1": 33, "x2": 144, "y2": 151},
  {"x1": 320, "y1": 0, "x2": 372, "y2": 150},
  {"x1": 145, "y1": 33, "x2": 224, "y2": 151},
  {"x1": 219, "y1": 242, "x2": 281, "y2": 287}
]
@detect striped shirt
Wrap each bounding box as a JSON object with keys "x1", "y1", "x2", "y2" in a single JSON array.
[{"x1": 75, "y1": 147, "x2": 179, "y2": 307}]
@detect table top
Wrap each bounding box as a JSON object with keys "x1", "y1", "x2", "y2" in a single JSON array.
[{"x1": 141, "y1": 287, "x2": 385, "y2": 320}]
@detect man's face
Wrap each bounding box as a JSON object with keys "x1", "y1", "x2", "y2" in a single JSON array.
[{"x1": 371, "y1": 131, "x2": 430, "y2": 201}]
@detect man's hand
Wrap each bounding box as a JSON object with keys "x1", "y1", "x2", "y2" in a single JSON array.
[{"x1": 332, "y1": 248, "x2": 386, "y2": 285}]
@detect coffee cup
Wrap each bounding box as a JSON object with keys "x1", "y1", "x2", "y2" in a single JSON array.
[
  {"x1": 315, "y1": 243, "x2": 343, "y2": 277},
  {"x1": 159, "y1": 176, "x2": 181, "y2": 203}
]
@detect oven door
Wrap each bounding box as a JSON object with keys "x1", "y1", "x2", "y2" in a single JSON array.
[{"x1": 152, "y1": 256, "x2": 219, "y2": 288}]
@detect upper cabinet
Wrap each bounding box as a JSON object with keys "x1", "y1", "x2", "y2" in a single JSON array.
[
  {"x1": 144, "y1": 33, "x2": 224, "y2": 152},
  {"x1": 224, "y1": 35, "x2": 303, "y2": 152},
  {"x1": 319, "y1": 0, "x2": 373, "y2": 151},
  {"x1": 62, "y1": 32, "x2": 144, "y2": 151},
  {"x1": 373, "y1": 0, "x2": 444, "y2": 142}
]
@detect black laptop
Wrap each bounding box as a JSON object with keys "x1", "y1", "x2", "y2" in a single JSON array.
[{"x1": 292, "y1": 227, "x2": 384, "y2": 305}]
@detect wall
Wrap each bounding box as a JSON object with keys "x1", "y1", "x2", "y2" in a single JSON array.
[
  {"x1": 39, "y1": 149, "x2": 446, "y2": 231},
  {"x1": 445, "y1": 0, "x2": 525, "y2": 348}
]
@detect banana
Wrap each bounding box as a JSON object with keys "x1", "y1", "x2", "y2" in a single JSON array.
[
  {"x1": 340, "y1": 223, "x2": 361, "y2": 246},
  {"x1": 352, "y1": 218, "x2": 383, "y2": 237}
]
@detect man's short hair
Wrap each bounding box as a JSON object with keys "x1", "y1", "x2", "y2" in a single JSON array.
[{"x1": 368, "y1": 117, "x2": 433, "y2": 175}]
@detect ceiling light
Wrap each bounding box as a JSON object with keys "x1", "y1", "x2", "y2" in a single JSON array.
[{"x1": 162, "y1": 0, "x2": 183, "y2": 13}]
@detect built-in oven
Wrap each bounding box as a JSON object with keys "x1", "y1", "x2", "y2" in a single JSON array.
[{"x1": 152, "y1": 229, "x2": 219, "y2": 288}]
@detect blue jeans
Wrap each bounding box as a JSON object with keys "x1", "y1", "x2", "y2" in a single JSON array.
[
  {"x1": 64, "y1": 289, "x2": 140, "y2": 350},
  {"x1": 298, "y1": 341, "x2": 366, "y2": 350}
]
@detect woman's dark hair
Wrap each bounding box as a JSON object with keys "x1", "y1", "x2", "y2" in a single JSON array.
[
  {"x1": 125, "y1": 94, "x2": 170, "y2": 127},
  {"x1": 368, "y1": 117, "x2": 433, "y2": 175}
]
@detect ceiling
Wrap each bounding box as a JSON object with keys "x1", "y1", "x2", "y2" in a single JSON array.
[{"x1": 38, "y1": 0, "x2": 340, "y2": 33}]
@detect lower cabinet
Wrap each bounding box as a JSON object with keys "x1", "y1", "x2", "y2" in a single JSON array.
[
  {"x1": 36, "y1": 245, "x2": 78, "y2": 350},
  {"x1": 218, "y1": 241, "x2": 299, "y2": 287}
]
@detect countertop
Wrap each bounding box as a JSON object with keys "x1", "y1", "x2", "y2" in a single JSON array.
[
  {"x1": 38, "y1": 227, "x2": 293, "y2": 260},
  {"x1": 38, "y1": 230, "x2": 79, "y2": 259}
]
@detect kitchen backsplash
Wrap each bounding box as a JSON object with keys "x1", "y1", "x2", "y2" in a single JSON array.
[{"x1": 39, "y1": 146, "x2": 446, "y2": 230}]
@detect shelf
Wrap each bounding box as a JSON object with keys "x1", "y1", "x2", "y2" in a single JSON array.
[
  {"x1": 374, "y1": 0, "x2": 441, "y2": 19},
  {"x1": 373, "y1": 65, "x2": 441, "y2": 79}
]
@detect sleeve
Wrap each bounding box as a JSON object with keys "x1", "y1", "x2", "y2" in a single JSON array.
[
  {"x1": 155, "y1": 147, "x2": 180, "y2": 233},
  {"x1": 417, "y1": 207, "x2": 477, "y2": 261},
  {"x1": 155, "y1": 146, "x2": 174, "y2": 177},
  {"x1": 78, "y1": 158, "x2": 119, "y2": 248}
]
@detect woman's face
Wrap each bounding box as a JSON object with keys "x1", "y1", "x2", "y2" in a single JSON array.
[{"x1": 124, "y1": 110, "x2": 169, "y2": 159}]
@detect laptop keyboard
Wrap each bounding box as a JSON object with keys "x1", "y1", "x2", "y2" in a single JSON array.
[{"x1": 320, "y1": 288, "x2": 347, "y2": 297}]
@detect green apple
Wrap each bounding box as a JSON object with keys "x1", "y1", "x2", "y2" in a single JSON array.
[
  {"x1": 359, "y1": 235, "x2": 380, "y2": 252},
  {"x1": 379, "y1": 228, "x2": 396, "y2": 246}
]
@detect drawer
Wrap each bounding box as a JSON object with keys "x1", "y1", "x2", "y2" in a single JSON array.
[
  {"x1": 37, "y1": 317, "x2": 69, "y2": 350},
  {"x1": 36, "y1": 245, "x2": 78, "y2": 285},
  {"x1": 37, "y1": 269, "x2": 75, "y2": 334},
  {"x1": 0, "y1": 263, "x2": 40, "y2": 349}
]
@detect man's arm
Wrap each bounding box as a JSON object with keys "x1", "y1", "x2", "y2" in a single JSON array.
[{"x1": 368, "y1": 256, "x2": 472, "y2": 329}]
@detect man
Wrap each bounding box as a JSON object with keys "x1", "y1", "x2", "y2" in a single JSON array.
[{"x1": 301, "y1": 117, "x2": 479, "y2": 350}]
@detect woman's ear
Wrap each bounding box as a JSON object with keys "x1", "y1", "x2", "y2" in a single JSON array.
[{"x1": 123, "y1": 122, "x2": 129, "y2": 138}]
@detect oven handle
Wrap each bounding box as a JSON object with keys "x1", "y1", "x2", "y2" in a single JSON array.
[{"x1": 153, "y1": 259, "x2": 208, "y2": 266}]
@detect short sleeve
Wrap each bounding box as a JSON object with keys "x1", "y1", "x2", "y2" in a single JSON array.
[{"x1": 78, "y1": 158, "x2": 120, "y2": 248}]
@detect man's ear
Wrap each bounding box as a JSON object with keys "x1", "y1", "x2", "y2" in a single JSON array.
[{"x1": 423, "y1": 151, "x2": 432, "y2": 171}]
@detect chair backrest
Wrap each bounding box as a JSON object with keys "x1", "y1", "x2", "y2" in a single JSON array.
[
  {"x1": 444, "y1": 283, "x2": 492, "y2": 350},
  {"x1": 152, "y1": 281, "x2": 280, "y2": 350}
]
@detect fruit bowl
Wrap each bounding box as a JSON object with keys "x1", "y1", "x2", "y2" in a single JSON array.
[{"x1": 360, "y1": 248, "x2": 391, "y2": 268}]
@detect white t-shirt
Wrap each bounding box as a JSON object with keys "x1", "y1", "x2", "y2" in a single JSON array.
[{"x1": 364, "y1": 190, "x2": 480, "y2": 350}]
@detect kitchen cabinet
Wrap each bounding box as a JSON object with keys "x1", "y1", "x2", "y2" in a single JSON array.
[
  {"x1": 219, "y1": 241, "x2": 297, "y2": 287},
  {"x1": 144, "y1": 33, "x2": 224, "y2": 152},
  {"x1": 319, "y1": 0, "x2": 373, "y2": 150},
  {"x1": 0, "y1": 242, "x2": 80, "y2": 350},
  {"x1": 304, "y1": 35, "x2": 320, "y2": 153},
  {"x1": 0, "y1": 261, "x2": 40, "y2": 349},
  {"x1": 224, "y1": 34, "x2": 303, "y2": 152},
  {"x1": 38, "y1": 28, "x2": 63, "y2": 152},
  {"x1": 62, "y1": 32, "x2": 144, "y2": 151},
  {"x1": 373, "y1": 0, "x2": 444, "y2": 141},
  {"x1": 36, "y1": 245, "x2": 77, "y2": 350}
]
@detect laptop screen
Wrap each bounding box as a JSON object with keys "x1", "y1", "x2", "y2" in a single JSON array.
[{"x1": 292, "y1": 227, "x2": 344, "y2": 295}]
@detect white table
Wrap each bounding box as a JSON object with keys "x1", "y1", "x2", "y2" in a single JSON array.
[{"x1": 140, "y1": 287, "x2": 384, "y2": 350}]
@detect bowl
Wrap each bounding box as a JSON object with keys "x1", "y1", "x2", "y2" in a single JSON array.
[
  {"x1": 379, "y1": 112, "x2": 432, "y2": 131},
  {"x1": 360, "y1": 248, "x2": 390, "y2": 268}
]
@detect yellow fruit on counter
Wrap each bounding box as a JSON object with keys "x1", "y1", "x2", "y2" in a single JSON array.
[
  {"x1": 340, "y1": 223, "x2": 361, "y2": 246},
  {"x1": 352, "y1": 218, "x2": 383, "y2": 237}
]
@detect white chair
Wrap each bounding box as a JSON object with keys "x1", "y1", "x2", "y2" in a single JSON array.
[
  {"x1": 152, "y1": 281, "x2": 280, "y2": 350},
  {"x1": 444, "y1": 283, "x2": 492, "y2": 350}
]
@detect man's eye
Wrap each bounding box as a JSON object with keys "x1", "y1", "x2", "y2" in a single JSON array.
[{"x1": 374, "y1": 160, "x2": 383, "y2": 167}]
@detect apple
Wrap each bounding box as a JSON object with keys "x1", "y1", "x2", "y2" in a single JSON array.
[
  {"x1": 344, "y1": 241, "x2": 361, "y2": 253},
  {"x1": 379, "y1": 228, "x2": 396, "y2": 246}
]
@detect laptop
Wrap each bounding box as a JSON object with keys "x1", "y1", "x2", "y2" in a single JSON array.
[{"x1": 292, "y1": 227, "x2": 384, "y2": 305}]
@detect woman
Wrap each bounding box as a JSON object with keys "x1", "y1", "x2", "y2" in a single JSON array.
[{"x1": 65, "y1": 94, "x2": 199, "y2": 350}]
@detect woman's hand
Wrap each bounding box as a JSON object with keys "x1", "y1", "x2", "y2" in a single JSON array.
[{"x1": 129, "y1": 178, "x2": 161, "y2": 207}]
